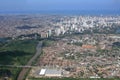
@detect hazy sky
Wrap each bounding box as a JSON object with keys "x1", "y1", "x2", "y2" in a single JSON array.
[{"x1": 0, "y1": 0, "x2": 120, "y2": 12}]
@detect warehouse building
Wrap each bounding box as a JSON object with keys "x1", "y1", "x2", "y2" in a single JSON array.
[{"x1": 39, "y1": 69, "x2": 62, "y2": 77}]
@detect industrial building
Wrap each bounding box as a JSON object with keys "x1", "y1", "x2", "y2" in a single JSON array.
[{"x1": 39, "y1": 69, "x2": 62, "y2": 77}]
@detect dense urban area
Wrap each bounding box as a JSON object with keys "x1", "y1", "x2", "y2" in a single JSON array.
[{"x1": 0, "y1": 15, "x2": 120, "y2": 80}]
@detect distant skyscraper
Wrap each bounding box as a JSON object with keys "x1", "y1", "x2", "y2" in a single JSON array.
[
  {"x1": 55, "y1": 28, "x2": 61, "y2": 36},
  {"x1": 48, "y1": 30, "x2": 52, "y2": 37}
]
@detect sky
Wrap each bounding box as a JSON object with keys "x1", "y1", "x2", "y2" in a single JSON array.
[{"x1": 0, "y1": 0, "x2": 120, "y2": 13}]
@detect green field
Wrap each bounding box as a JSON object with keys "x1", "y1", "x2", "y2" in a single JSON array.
[{"x1": 0, "y1": 39, "x2": 38, "y2": 80}]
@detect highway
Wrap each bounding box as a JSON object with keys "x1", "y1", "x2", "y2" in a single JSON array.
[
  {"x1": 17, "y1": 41, "x2": 42, "y2": 80},
  {"x1": 0, "y1": 65, "x2": 33, "y2": 68}
]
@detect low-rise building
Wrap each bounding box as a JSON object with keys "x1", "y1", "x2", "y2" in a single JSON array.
[
  {"x1": 40, "y1": 31, "x2": 48, "y2": 38},
  {"x1": 39, "y1": 69, "x2": 62, "y2": 77}
]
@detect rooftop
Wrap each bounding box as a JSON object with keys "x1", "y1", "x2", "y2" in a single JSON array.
[{"x1": 45, "y1": 69, "x2": 62, "y2": 75}]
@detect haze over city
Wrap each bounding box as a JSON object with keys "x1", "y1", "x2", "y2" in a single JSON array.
[{"x1": 0, "y1": 0, "x2": 120, "y2": 14}]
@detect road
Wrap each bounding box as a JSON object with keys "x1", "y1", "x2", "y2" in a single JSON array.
[
  {"x1": 17, "y1": 41, "x2": 42, "y2": 80},
  {"x1": 0, "y1": 65, "x2": 33, "y2": 68}
]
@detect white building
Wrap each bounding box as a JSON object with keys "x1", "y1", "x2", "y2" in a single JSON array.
[
  {"x1": 48, "y1": 30, "x2": 52, "y2": 37},
  {"x1": 55, "y1": 28, "x2": 61, "y2": 36},
  {"x1": 39, "y1": 69, "x2": 62, "y2": 77}
]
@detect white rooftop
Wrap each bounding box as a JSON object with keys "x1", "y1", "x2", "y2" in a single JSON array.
[{"x1": 39, "y1": 69, "x2": 46, "y2": 75}]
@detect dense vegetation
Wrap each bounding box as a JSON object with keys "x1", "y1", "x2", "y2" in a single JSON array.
[
  {"x1": 73, "y1": 42, "x2": 83, "y2": 46},
  {"x1": 0, "y1": 39, "x2": 38, "y2": 80},
  {"x1": 42, "y1": 40, "x2": 54, "y2": 47}
]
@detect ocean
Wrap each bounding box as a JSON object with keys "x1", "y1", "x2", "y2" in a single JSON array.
[{"x1": 0, "y1": 10, "x2": 120, "y2": 16}]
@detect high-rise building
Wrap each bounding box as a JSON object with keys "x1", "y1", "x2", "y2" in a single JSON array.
[
  {"x1": 55, "y1": 28, "x2": 61, "y2": 36},
  {"x1": 48, "y1": 30, "x2": 52, "y2": 37}
]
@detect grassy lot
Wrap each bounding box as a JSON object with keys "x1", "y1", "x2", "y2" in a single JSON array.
[{"x1": 0, "y1": 39, "x2": 38, "y2": 80}]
